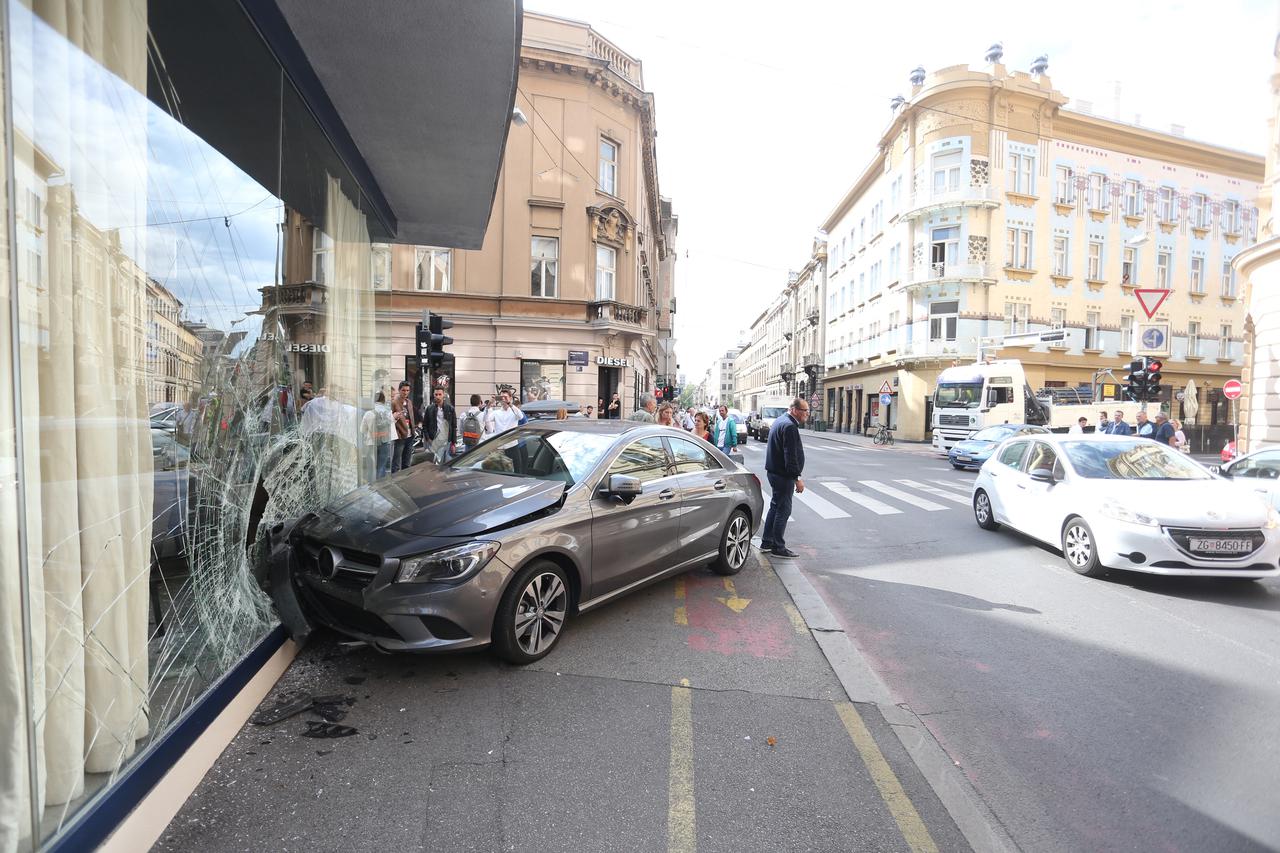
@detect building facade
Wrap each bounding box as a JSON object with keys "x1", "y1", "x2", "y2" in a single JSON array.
[
  {"x1": 814, "y1": 55, "x2": 1261, "y2": 441},
  {"x1": 373, "y1": 12, "x2": 675, "y2": 416},
  {"x1": 1237, "y1": 35, "x2": 1280, "y2": 454},
  {"x1": 146, "y1": 280, "x2": 203, "y2": 406},
  {"x1": 706, "y1": 347, "x2": 742, "y2": 407}
]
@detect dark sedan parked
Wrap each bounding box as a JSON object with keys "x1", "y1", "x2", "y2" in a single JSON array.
[
  {"x1": 948, "y1": 423, "x2": 1050, "y2": 470},
  {"x1": 269, "y1": 421, "x2": 765, "y2": 663}
]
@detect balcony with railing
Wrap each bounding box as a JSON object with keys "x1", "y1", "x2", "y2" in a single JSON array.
[
  {"x1": 900, "y1": 184, "x2": 1000, "y2": 220},
  {"x1": 906, "y1": 261, "x2": 997, "y2": 290},
  {"x1": 898, "y1": 339, "x2": 978, "y2": 359},
  {"x1": 588, "y1": 300, "x2": 647, "y2": 329},
  {"x1": 805, "y1": 307, "x2": 820, "y2": 326}
]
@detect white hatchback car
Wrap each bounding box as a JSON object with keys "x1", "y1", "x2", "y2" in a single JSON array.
[{"x1": 971, "y1": 434, "x2": 1280, "y2": 579}]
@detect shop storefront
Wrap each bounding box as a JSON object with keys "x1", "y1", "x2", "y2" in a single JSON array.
[{"x1": 0, "y1": 2, "x2": 518, "y2": 849}]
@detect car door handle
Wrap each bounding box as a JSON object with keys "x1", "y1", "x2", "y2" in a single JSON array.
[
  {"x1": 1016, "y1": 483, "x2": 1027, "y2": 489},
  {"x1": 658, "y1": 489, "x2": 676, "y2": 501},
  {"x1": 713, "y1": 480, "x2": 726, "y2": 491}
]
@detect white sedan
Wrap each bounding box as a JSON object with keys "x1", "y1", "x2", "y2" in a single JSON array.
[{"x1": 971, "y1": 434, "x2": 1280, "y2": 579}]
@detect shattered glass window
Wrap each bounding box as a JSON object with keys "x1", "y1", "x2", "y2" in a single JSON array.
[{"x1": 0, "y1": 3, "x2": 389, "y2": 848}]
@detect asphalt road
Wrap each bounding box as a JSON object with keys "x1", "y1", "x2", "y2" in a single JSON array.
[
  {"x1": 158, "y1": 507, "x2": 969, "y2": 852},
  {"x1": 736, "y1": 432, "x2": 1280, "y2": 853}
]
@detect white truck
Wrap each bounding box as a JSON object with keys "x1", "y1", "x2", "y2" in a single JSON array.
[
  {"x1": 750, "y1": 396, "x2": 793, "y2": 441},
  {"x1": 930, "y1": 359, "x2": 1158, "y2": 452}
]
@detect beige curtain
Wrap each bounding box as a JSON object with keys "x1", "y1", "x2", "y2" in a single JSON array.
[{"x1": 0, "y1": 2, "x2": 152, "y2": 849}]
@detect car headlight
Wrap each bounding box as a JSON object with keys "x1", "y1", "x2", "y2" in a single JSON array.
[
  {"x1": 395, "y1": 541, "x2": 500, "y2": 584},
  {"x1": 1265, "y1": 505, "x2": 1280, "y2": 530},
  {"x1": 1098, "y1": 499, "x2": 1158, "y2": 527}
]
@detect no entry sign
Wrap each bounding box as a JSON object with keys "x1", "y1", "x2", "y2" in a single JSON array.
[{"x1": 1223, "y1": 379, "x2": 1243, "y2": 400}]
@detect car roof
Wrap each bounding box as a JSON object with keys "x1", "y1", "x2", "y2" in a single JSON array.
[{"x1": 1007, "y1": 433, "x2": 1161, "y2": 443}]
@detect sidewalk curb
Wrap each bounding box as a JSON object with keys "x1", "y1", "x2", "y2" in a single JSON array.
[{"x1": 764, "y1": 553, "x2": 1021, "y2": 853}]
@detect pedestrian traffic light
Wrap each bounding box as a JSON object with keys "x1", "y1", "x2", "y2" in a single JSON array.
[
  {"x1": 1145, "y1": 358, "x2": 1163, "y2": 401},
  {"x1": 427, "y1": 312, "x2": 453, "y2": 370}
]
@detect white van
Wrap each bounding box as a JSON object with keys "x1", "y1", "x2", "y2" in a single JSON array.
[{"x1": 751, "y1": 397, "x2": 791, "y2": 441}]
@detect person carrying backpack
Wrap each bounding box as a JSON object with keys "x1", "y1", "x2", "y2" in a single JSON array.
[{"x1": 460, "y1": 394, "x2": 485, "y2": 451}]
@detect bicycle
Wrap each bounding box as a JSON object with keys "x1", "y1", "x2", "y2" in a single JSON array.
[{"x1": 871, "y1": 423, "x2": 895, "y2": 446}]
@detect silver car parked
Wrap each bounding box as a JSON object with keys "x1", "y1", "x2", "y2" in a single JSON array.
[{"x1": 268, "y1": 420, "x2": 764, "y2": 663}]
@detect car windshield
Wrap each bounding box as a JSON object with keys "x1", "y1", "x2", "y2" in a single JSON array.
[
  {"x1": 1062, "y1": 440, "x2": 1212, "y2": 480},
  {"x1": 761, "y1": 406, "x2": 787, "y2": 418},
  {"x1": 448, "y1": 428, "x2": 615, "y2": 485},
  {"x1": 971, "y1": 425, "x2": 1016, "y2": 442},
  {"x1": 935, "y1": 382, "x2": 983, "y2": 408}
]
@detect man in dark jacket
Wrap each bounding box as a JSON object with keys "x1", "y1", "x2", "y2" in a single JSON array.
[
  {"x1": 423, "y1": 387, "x2": 457, "y2": 464},
  {"x1": 762, "y1": 398, "x2": 809, "y2": 558}
]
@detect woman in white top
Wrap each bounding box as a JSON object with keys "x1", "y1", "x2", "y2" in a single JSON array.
[{"x1": 1171, "y1": 418, "x2": 1190, "y2": 453}]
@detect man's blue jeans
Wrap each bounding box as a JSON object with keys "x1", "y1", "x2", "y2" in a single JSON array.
[{"x1": 761, "y1": 472, "x2": 795, "y2": 550}]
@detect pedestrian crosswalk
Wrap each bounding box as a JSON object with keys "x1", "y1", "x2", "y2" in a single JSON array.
[{"x1": 759, "y1": 476, "x2": 974, "y2": 523}]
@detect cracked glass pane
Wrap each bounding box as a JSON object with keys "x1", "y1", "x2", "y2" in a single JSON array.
[{"x1": 0, "y1": 3, "x2": 387, "y2": 849}]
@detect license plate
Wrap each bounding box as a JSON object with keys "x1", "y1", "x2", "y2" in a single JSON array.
[
  {"x1": 1189, "y1": 537, "x2": 1252, "y2": 554},
  {"x1": 956, "y1": 456, "x2": 971, "y2": 463}
]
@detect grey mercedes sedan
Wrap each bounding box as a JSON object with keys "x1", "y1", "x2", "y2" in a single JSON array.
[{"x1": 268, "y1": 420, "x2": 764, "y2": 663}]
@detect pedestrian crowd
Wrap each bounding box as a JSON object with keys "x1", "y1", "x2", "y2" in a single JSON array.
[{"x1": 1088, "y1": 408, "x2": 1188, "y2": 451}]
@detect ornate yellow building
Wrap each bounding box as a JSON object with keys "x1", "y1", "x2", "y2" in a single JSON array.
[{"x1": 809, "y1": 54, "x2": 1263, "y2": 441}]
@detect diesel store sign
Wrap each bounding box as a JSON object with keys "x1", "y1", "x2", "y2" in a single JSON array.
[{"x1": 597, "y1": 356, "x2": 630, "y2": 367}]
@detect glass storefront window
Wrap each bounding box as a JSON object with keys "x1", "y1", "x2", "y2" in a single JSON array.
[
  {"x1": 0, "y1": 1, "x2": 391, "y2": 848},
  {"x1": 520, "y1": 360, "x2": 566, "y2": 403}
]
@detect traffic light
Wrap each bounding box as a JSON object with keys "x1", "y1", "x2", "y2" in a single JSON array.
[
  {"x1": 426, "y1": 312, "x2": 453, "y2": 370},
  {"x1": 1145, "y1": 358, "x2": 1163, "y2": 401},
  {"x1": 1124, "y1": 357, "x2": 1147, "y2": 401}
]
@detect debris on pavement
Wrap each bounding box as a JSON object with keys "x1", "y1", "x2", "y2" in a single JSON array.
[
  {"x1": 302, "y1": 721, "x2": 358, "y2": 738},
  {"x1": 251, "y1": 692, "x2": 314, "y2": 726}
]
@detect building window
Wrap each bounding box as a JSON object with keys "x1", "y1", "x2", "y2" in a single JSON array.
[
  {"x1": 1054, "y1": 165, "x2": 1075, "y2": 204},
  {"x1": 312, "y1": 229, "x2": 333, "y2": 284},
  {"x1": 1050, "y1": 306, "x2": 1066, "y2": 329},
  {"x1": 1008, "y1": 151, "x2": 1035, "y2": 194},
  {"x1": 1087, "y1": 240, "x2": 1102, "y2": 280},
  {"x1": 932, "y1": 149, "x2": 963, "y2": 194},
  {"x1": 1222, "y1": 199, "x2": 1241, "y2": 233},
  {"x1": 1191, "y1": 193, "x2": 1209, "y2": 228},
  {"x1": 1222, "y1": 259, "x2": 1237, "y2": 297},
  {"x1": 1052, "y1": 236, "x2": 1069, "y2": 276},
  {"x1": 1158, "y1": 186, "x2": 1176, "y2": 222},
  {"x1": 521, "y1": 359, "x2": 566, "y2": 403},
  {"x1": 1156, "y1": 251, "x2": 1171, "y2": 289},
  {"x1": 1190, "y1": 256, "x2": 1204, "y2": 293},
  {"x1": 931, "y1": 226, "x2": 960, "y2": 273},
  {"x1": 530, "y1": 237, "x2": 559, "y2": 297},
  {"x1": 1003, "y1": 301, "x2": 1030, "y2": 336},
  {"x1": 1220, "y1": 324, "x2": 1232, "y2": 358},
  {"x1": 1123, "y1": 179, "x2": 1143, "y2": 216},
  {"x1": 889, "y1": 243, "x2": 901, "y2": 281},
  {"x1": 415, "y1": 246, "x2": 451, "y2": 292},
  {"x1": 890, "y1": 176, "x2": 902, "y2": 211},
  {"x1": 871, "y1": 201, "x2": 884, "y2": 233},
  {"x1": 870, "y1": 261, "x2": 882, "y2": 294},
  {"x1": 929, "y1": 300, "x2": 958, "y2": 342},
  {"x1": 1085, "y1": 311, "x2": 1100, "y2": 349},
  {"x1": 371, "y1": 244, "x2": 392, "y2": 290},
  {"x1": 1006, "y1": 227, "x2": 1033, "y2": 270},
  {"x1": 1120, "y1": 315, "x2": 1134, "y2": 352},
  {"x1": 1187, "y1": 321, "x2": 1201, "y2": 357},
  {"x1": 595, "y1": 244, "x2": 616, "y2": 301},
  {"x1": 1122, "y1": 246, "x2": 1138, "y2": 285},
  {"x1": 599, "y1": 137, "x2": 618, "y2": 196},
  {"x1": 1087, "y1": 173, "x2": 1108, "y2": 210}
]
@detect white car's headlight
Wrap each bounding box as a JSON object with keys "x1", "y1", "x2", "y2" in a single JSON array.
[
  {"x1": 395, "y1": 541, "x2": 500, "y2": 584},
  {"x1": 1098, "y1": 499, "x2": 1158, "y2": 527},
  {"x1": 1265, "y1": 505, "x2": 1280, "y2": 530}
]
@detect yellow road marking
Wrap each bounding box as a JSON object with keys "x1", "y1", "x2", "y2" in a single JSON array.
[
  {"x1": 835, "y1": 702, "x2": 939, "y2": 853},
  {"x1": 782, "y1": 602, "x2": 809, "y2": 635},
  {"x1": 668, "y1": 679, "x2": 696, "y2": 853},
  {"x1": 715, "y1": 577, "x2": 751, "y2": 613},
  {"x1": 674, "y1": 577, "x2": 688, "y2": 625}
]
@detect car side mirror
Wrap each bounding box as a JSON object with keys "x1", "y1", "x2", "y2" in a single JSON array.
[
  {"x1": 1029, "y1": 467, "x2": 1056, "y2": 484},
  {"x1": 1214, "y1": 464, "x2": 1229, "y2": 478},
  {"x1": 601, "y1": 473, "x2": 642, "y2": 503}
]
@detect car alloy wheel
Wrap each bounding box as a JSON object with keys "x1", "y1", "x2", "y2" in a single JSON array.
[
  {"x1": 493, "y1": 560, "x2": 570, "y2": 664},
  {"x1": 713, "y1": 510, "x2": 751, "y2": 575},
  {"x1": 973, "y1": 489, "x2": 999, "y2": 530},
  {"x1": 1062, "y1": 518, "x2": 1106, "y2": 578}
]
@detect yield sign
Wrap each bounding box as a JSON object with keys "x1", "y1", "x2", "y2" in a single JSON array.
[
  {"x1": 878, "y1": 380, "x2": 893, "y2": 394},
  {"x1": 1134, "y1": 289, "x2": 1170, "y2": 320}
]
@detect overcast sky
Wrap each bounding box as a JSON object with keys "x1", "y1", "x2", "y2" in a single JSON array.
[{"x1": 529, "y1": 0, "x2": 1277, "y2": 384}]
